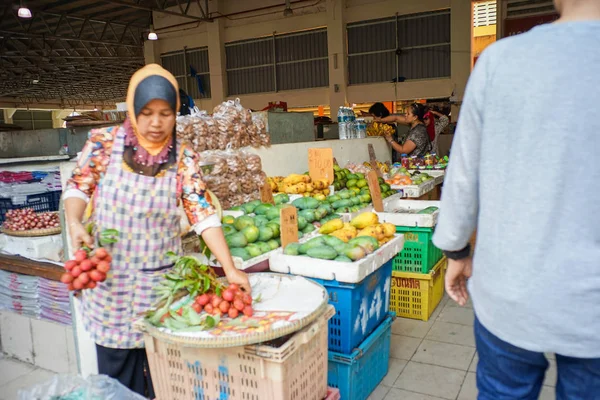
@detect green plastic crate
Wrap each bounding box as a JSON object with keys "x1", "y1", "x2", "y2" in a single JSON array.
[{"x1": 393, "y1": 226, "x2": 443, "y2": 273}]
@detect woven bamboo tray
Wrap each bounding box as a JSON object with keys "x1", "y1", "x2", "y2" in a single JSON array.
[
  {"x1": 1, "y1": 226, "x2": 62, "y2": 237},
  {"x1": 137, "y1": 273, "x2": 329, "y2": 348}
]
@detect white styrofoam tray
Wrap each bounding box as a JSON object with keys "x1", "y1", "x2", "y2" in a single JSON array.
[
  {"x1": 391, "y1": 179, "x2": 436, "y2": 198},
  {"x1": 269, "y1": 234, "x2": 405, "y2": 283},
  {"x1": 377, "y1": 200, "x2": 441, "y2": 228}
]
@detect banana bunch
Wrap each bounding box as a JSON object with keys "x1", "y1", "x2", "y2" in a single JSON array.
[
  {"x1": 267, "y1": 176, "x2": 284, "y2": 192},
  {"x1": 362, "y1": 161, "x2": 390, "y2": 174},
  {"x1": 283, "y1": 174, "x2": 311, "y2": 185},
  {"x1": 367, "y1": 122, "x2": 395, "y2": 137}
]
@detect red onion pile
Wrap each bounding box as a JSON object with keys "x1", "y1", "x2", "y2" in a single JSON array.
[{"x1": 3, "y1": 209, "x2": 60, "y2": 231}]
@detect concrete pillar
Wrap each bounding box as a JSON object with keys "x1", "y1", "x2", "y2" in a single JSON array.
[
  {"x1": 450, "y1": 0, "x2": 472, "y2": 121},
  {"x1": 207, "y1": 0, "x2": 227, "y2": 107},
  {"x1": 327, "y1": 0, "x2": 348, "y2": 115},
  {"x1": 52, "y1": 110, "x2": 71, "y2": 129},
  {"x1": 144, "y1": 39, "x2": 160, "y2": 65},
  {"x1": 3, "y1": 108, "x2": 16, "y2": 124}
]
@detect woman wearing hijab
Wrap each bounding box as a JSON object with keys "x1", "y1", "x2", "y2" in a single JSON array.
[{"x1": 63, "y1": 64, "x2": 250, "y2": 398}]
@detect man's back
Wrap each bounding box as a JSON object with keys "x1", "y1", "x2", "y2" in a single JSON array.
[{"x1": 433, "y1": 21, "x2": 600, "y2": 358}]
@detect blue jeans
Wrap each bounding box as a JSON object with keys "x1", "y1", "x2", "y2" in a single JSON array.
[{"x1": 474, "y1": 316, "x2": 600, "y2": 400}]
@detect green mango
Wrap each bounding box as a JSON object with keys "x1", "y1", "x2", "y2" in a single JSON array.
[
  {"x1": 258, "y1": 226, "x2": 274, "y2": 242},
  {"x1": 307, "y1": 245, "x2": 338, "y2": 260},
  {"x1": 230, "y1": 247, "x2": 251, "y2": 261},
  {"x1": 346, "y1": 174, "x2": 358, "y2": 181},
  {"x1": 256, "y1": 241, "x2": 272, "y2": 254},
  {"x1": 291, "y1": 197, "x2": 320, "y2": 210},
  {"x1": 274, "y1": 193, "x2": 289, "y2": 205},
  {"x1": 234, "y1": 216, "x2": 255, "y2": 231},
  {"x1": 302, "y1": 224, "x2": 316, "y2": 234},
  {"x1": 222, "y1": 224, "x2": 237, "y2": 236},
  {"x1": 350, "y1": 197, "x2": 361, "y2": 206},
  {"x1": 298, "y1": 236, "x2": 326, "y2": 255},
  {"x1": 266, "y1": 222, "x2": 280, "y2": 238},
  {"x1": 254, "y1": 203, "x2": 275, "y2": 215},
  {"x1": 355, "y1": 173, "x2": 365, "y2": 180},
  {"x1": 242, "y1": 203, "x2": 256, "y2": 214},
  {"x1": 322, "y1": 235, "x2": 346, "y2": 249},
  {"x1": 360, "y1": 193, "x2": 372, "y2": 203},
  {"x1": 284, "y1": 243, "x2": 300, "y2": 255},
  {"x1": 380, "y1": 183, "x2": 391, "y2": 192},
  {"x1": 298, "y1": 209, "x2": 316, "y2": 223},
  {"x1": 267, "y1": 239, "x2": 280, "y2": 250},
  {"x1": 271, "y1": 217, "x2": 281, "y2": 225},
  {"x1": 314, "y1": 207, "x2": 328, "y2": 221},
  {"x1": 318, "y1": 203, "x2": 333, "y2": 214},
  {"x1": 225, "y1": 232, "x2": 248, "y2": 249},
  {"x1": 254, "y1": 215, "x2": 269, "y2": 227},
  {"x1": 344, "y1": 244, "x2": 367, "y2": 261},
  {"x1": 338, "y1": 191, "x2": 352, "y2": 200},
  {"x1": 327, "y1": 194, "x2": 341, "y2": 203},
  {"x1": 265, "y1": 208, "x2": 281, "y2": 221},
  {"x1": 230, "y1": 206, "x2": 245, "y2": 214},
  {"x1": 241, "y1": 226, "x2": 260, "y2": 243},
  {"x1": 335, "y1": 207, "x2": 351, "y2": 213},
  {"x1": 348, "y1": 236, "x2": 380, "y2": 254},
  {"x1": 245, "y1": 243, "x2": 263, "y2": 258},
  {"x1": 297, "y1": 216, "x2": 308, "y2": 230},
  {"x1": 334, "y1": 255, "x2": 353, "y2": 263},
  {"x1": 332, "y1": 199, "x2": 353, "y2": 209}
]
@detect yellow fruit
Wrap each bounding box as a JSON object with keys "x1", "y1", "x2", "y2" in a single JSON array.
[
  {"x1": 319, "y1": 218, "x2": 344, "y2": 234},
  {"x1": 314, "y1": 193, "x2": 326, "y2": 201},
  {"x1": 381, "y1": 223, "x2": 396, "y2": 238},
  {"x1": 357, "y1": 226, "x2": 382, "y2": 240},
  {"x1": 222, "y1": 215, "x2": 235, "y2": 224},
  {"x1": 296, "y1": 182, "x2": 307, "y2": 193},
  {"x1": 305, "y1": 183, "x2": 314, "y2": 193},
  {"x1": 379, "y1": 236, "x2": 393, "y2": 245},
  {"x1": 330, "y1": 229, "x2": 354, "y2": 243},
  {"x1": 303, "y1": 175, "x2": 312, "y2": 183},
  {"x1": 350, "y1": 212, "x2": 379, "y2": 229},
  {"x1": 284, "y1": 184, "x2": 300, "y2": 194},
  {"x1": 323, "y1": 188, "x2": 330, "y2": 196},
  {"x1": 283, "y1": 174, "x2": 306, "y2": 185}
]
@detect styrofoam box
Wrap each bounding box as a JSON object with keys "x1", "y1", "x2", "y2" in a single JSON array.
[
  {"x1": 391, "y1": 179, "x2": 436, "y2": 198},
  {"x1": 377, "y1": 200, "x2": 441, "y2": 228},
  {"x1": 269, "y1": 234, "x2": 405, "y2": 283}
]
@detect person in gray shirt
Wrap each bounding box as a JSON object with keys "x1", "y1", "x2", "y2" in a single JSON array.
[{"x1": 432, "y1": 0, "x2": 600, "y2": 398}]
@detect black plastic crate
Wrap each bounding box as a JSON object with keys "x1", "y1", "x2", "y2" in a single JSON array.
[{"x1": 0, "y1": 190, "x2": 62, "y2": 223}]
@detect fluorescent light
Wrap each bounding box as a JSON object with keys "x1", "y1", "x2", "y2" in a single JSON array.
[
  {"x1": 18, "y1": 7, "x2": 32, "y2": 18},
  {"x1": 148, "y1": 25, "x2": 158, "y2": 40}
]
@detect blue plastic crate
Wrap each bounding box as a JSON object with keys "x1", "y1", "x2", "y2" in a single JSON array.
[
  {"x1": 328, "y1": 313, "x2": 394, "y2": 400},
  {"x1": 309, "y1": 260, "x2": 392, "y2": 354},
  {"x1": 0, "y1": 190, "x2": 62, "y2": 223}
]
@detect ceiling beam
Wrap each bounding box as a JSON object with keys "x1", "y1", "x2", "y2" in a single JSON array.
[{"x1": 98, "y1": 0, "x2": 209, "y2": 21}]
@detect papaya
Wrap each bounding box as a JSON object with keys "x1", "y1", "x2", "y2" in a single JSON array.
[
  {"x1": 242, "y1": 203, "x2": 256, "y2": 214},
  {"x1": 254, "y1": 215, "x2": 269, "y2": 227},
  {"x1": 256, "y1": 242, "x2": 272, "y2": 254},
  {"x1": 306, "y1": 245, "x2": 338, "y2": 260},
  {"x1": 274, "y1": 193, "x2": 289, "y2": 205},
  {"x1": 267, "y1": 239, "x2": 280, "y2": 250},
  {"x1": 222, "y1": 224, "x2": 236, "y2": 236}
]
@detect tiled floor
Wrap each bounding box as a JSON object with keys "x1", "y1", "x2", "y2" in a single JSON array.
[
  {"x1": 368, "y1": 296, "x2": 558, "y2": 400},
  {"x1": 0, "y1": 297, "x2": 560, "y2": 400},
  {"x1": 0, "y1": 354, "x2": 55, "y2": 400}
]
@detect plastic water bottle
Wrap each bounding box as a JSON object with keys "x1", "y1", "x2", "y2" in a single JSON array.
[
  {"x1": 354, "y1": 119, "x2": 367, "y2": 138},
  {"x1": 338, "y1": 107, "x2": 350, "y2": 140}
]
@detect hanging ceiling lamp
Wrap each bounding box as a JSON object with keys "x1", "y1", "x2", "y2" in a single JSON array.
[
  {"x1": 18, "y1": 2, "x2": 32, "y2": 19},
  {"x1": 148, "y1": 25, "x2": 158, "y2": 40}
]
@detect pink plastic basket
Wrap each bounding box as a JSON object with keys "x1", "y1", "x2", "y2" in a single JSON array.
[
  {"x1": 325, "y1": 387, "x2": 341, "y2": 400},
  {"x1": 144, "y1": 306, "x2": 334, "y2": 400}
]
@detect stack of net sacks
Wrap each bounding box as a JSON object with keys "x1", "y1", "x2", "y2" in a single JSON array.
[
  {"x1": 38, "y1": 278, "x2": 72, "y2": 325},
  {"x1": 0, "y1": 269, "x2": 40, "y2": 318},
  {"x1": 199, "y1": 150, "x2": 267, "y2": 210},
  {"x1": 176, "y1": 98, "x2": 270, "y2": 152}
]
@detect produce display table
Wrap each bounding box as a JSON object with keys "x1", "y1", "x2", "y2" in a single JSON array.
[{"x1": 0, "y1": 254, "x2": 63, "y2": 281}]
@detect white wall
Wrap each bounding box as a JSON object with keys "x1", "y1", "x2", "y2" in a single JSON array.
[{"x1": 148, "y1": 0, "x2": 472, "y2": 114}]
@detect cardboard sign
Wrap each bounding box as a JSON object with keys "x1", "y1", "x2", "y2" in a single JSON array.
[
  {"x1": 308, "y1": 148, "x2": 334, "y2": 184},
  {"x1": 368, "y1": 144, "x2": 382, "y2": 178},
  {"x1": 260, "y1": 183, "x2": 275, "y2": 205},
  {"x1": 280, "y1": 206, "x2": 299, "y2": 248},
  {"x1": 367, "y1": 170, "x2": 383, "y2": 212}
]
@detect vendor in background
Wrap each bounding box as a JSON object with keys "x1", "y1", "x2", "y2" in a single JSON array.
[
  {"x1": 425, "y1": 108, "x2": 450, "y2": 155},
  {"x1": 367, "y1": 102, "x2": 400, "y2": 161},
  {"x1": 179, "y1": 88, "x2": 195, "y2": 116},
  {"x1": 373, "y1": 102, "x2": 432, "y2": 158},
  {"x1": 63, "y1": 64, "x2": 250, "y2": 398}
]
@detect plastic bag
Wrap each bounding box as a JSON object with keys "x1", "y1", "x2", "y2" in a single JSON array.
[{"x1": 18, "y1": 374, "x2": 146, "y2": 400}]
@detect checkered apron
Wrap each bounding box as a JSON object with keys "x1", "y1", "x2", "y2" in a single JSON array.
[{"x1": 82, "y1": 126, "x2": 181, "y2": 349}]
